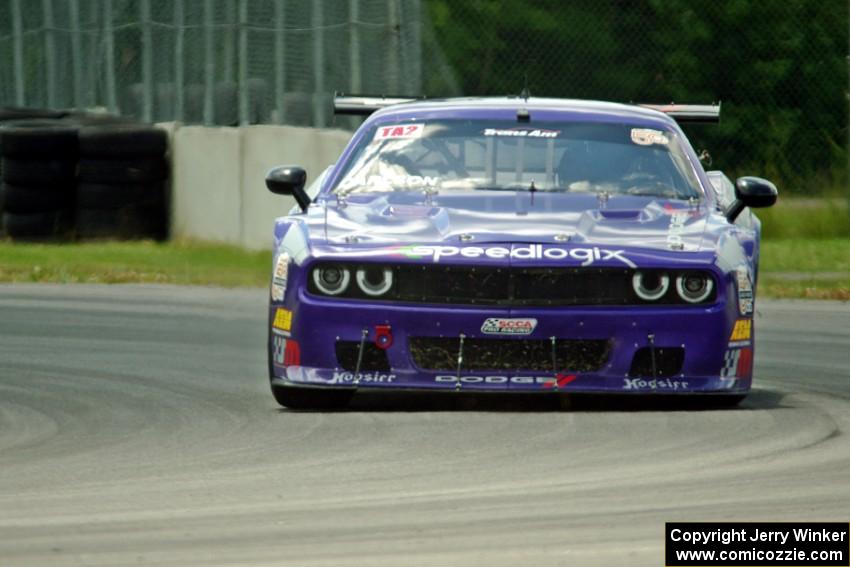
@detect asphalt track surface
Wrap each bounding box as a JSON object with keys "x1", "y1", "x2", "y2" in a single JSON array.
[{"x1": 0, "y1": 284, "x2": 848, "y2": 566}]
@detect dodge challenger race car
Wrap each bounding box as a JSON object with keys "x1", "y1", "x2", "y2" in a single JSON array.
[{"x1": 265, "y1": 95, "x2": 777, "y2": 409}]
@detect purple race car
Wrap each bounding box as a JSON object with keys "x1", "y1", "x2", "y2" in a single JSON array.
[{"x1": 264, "y1": 95, "x2": 777, "y2": 409}]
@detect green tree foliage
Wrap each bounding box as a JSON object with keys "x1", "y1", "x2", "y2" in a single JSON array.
[{"x1": 426, "y1": 0, "x2": 848, "y2": 194}]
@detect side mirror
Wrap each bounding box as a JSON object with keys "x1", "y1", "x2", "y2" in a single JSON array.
[
  {"x1": 266, "y1": 166, "x2": 310, "y2": 212},
  {"x1": 725, "y1": 176, "x2": 778, "y2": 222}
]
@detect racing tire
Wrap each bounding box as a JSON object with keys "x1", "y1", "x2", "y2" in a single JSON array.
[
  {"x1": 2, "y1": 210, "x2": 72, "y2": 239},
  {"x1": 1, "y1": 157, "x2": 77, "y2": 185},
  {"x1": 0, "y1": 119, "x2": 79, "y2": 157},
  {"x1": 0, "y1": 107, "x2": 65, "y2": 122},
  {"x1": 77, "y1": 182, "x2": 164, "y2": 210},
  {"x1": 271, "y1": 384, "x2": 355, "y2": 410},
  {"x1": 1, "y1": 183, "x2": 74, "y2": 214},
  {"x1": 78, "y1": 157, "x2": 168, "y2": 184},
  {"x1": 78, "y1": 125, "x2": 168, "y2": 157}
]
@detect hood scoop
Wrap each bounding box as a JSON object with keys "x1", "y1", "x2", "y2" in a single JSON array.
[
  {"x1": 597, "y1": 209, "x2": 642, "y2": 220},
  {"x1": 382, "y1": 204, "x2": 438, "y2": 219}
]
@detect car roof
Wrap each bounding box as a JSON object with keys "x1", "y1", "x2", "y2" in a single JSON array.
[{"x1": 368, "y1": 97, "x2": 679, "y2": 128}]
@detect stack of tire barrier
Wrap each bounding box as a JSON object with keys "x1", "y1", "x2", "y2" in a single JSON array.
[
  {"x1": 0, "y1": 120, "x2": 78, "y2": 239},
  {"x1": 0, "y1": 107, "x2": 68, "y2": 218},
  {"x1": 76, "y1": 125, "x2": 168, "y2": 240},
  {"x1": 0, "y1": 108, "x2": 169, "y2": 241}
]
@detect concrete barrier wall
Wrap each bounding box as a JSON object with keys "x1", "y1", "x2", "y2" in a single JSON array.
[{"x1": 169, "y1": 124, "x2": 351, "y2": 249}]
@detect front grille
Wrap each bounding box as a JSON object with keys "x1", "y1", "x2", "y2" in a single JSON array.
[
  {"x1": 628, "y1": 347, "x2": 685, "y2": 378},
  {"x1": 335, "y1": 341, "x2": 391, "y2": 372},
  {"x1": 388, "y1": 266, "x2": 641, "y2": 306},
  {"x1": 308, "y1": 263, "x2": 717, "y2": 306},
  {"x1": 409, "y1": 337, "x2": 610, "y2": 372}
]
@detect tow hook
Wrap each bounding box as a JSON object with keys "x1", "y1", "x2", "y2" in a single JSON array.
[{"x1": 374, "y1": 325, "x2": 393, "y2": 349}]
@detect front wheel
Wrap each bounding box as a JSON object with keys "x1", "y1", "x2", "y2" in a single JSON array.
[{"x1": 271, "y1": 384, "x2": 355, "y2": 410}]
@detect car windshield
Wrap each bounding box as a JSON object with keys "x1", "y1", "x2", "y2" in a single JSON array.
[{"x1": 333, "y1": 119, "x2": 702, "y2": 200}]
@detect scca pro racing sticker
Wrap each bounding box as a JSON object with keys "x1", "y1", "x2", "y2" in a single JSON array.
[
  {"x1": 381, "y1": 244, "x2": 635, "y2": 267},
  {"x1": 481, "y1": 318, "x2": 537, "y2": 335}
]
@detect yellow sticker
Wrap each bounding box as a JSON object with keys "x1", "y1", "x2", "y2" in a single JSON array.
[
  {"x1": 729, "y1": 319, "x2": 752, "y2": 341},
  {"x1": 273, "y1": 307, "x2": 292, "y2": 332}
]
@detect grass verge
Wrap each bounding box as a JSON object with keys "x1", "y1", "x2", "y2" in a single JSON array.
[
  {"x1": 758, "y1": 238, "x2": 850, "y2": 301},
  {"x1": 0, "y1": 240, "x2": 271, "y2": 287},
  {"x1": 758, "y1": 275, "x2": 850, "y2": 301},
  {"x1": 757, "y1": 198, "x2": 849, "y2": 240}
]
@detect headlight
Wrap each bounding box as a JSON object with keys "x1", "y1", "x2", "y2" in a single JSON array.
[
  {"x1": 676, "y1": 273, "x2": 713, "y2": 303},
  {"x1": 632, "y1": 271, "x2": 670, "y2": 301},
  {"x1": 313, "y1": 265, "x2": 350, "y2": 295},
  {"x1": 356, "y1": 266, "x2": 393, "y2": 296}
]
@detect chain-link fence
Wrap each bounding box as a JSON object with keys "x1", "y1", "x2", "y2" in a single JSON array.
[
  {"x1": 0, "y1": 0, "x2": 458, "y2": 128},
  {"x1": 425, "y1": 1, "x2": 849, "y2": 195},
  {"x1": 0, "y1": 0, "x2": 846, "y2": 193}
]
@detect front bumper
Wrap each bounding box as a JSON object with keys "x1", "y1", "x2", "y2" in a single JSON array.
[{"x1": 269, "y1": 289, "x2": 753, "y2": 394}]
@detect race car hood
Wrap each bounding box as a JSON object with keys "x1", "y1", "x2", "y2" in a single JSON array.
[{"x1": 300, "y1": 191, "x2": 713, "y2": 253}]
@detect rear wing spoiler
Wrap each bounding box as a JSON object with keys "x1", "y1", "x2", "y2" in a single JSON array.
[
  {"x1": 333, "y1": 93, "x2": 721, "y2": 124},
  {"x1": 333, "y1": 93, "x2": 421, "y2": 115},
  {"x1": 637, "y1": 103, "x2": 721, "y2": 124}
]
